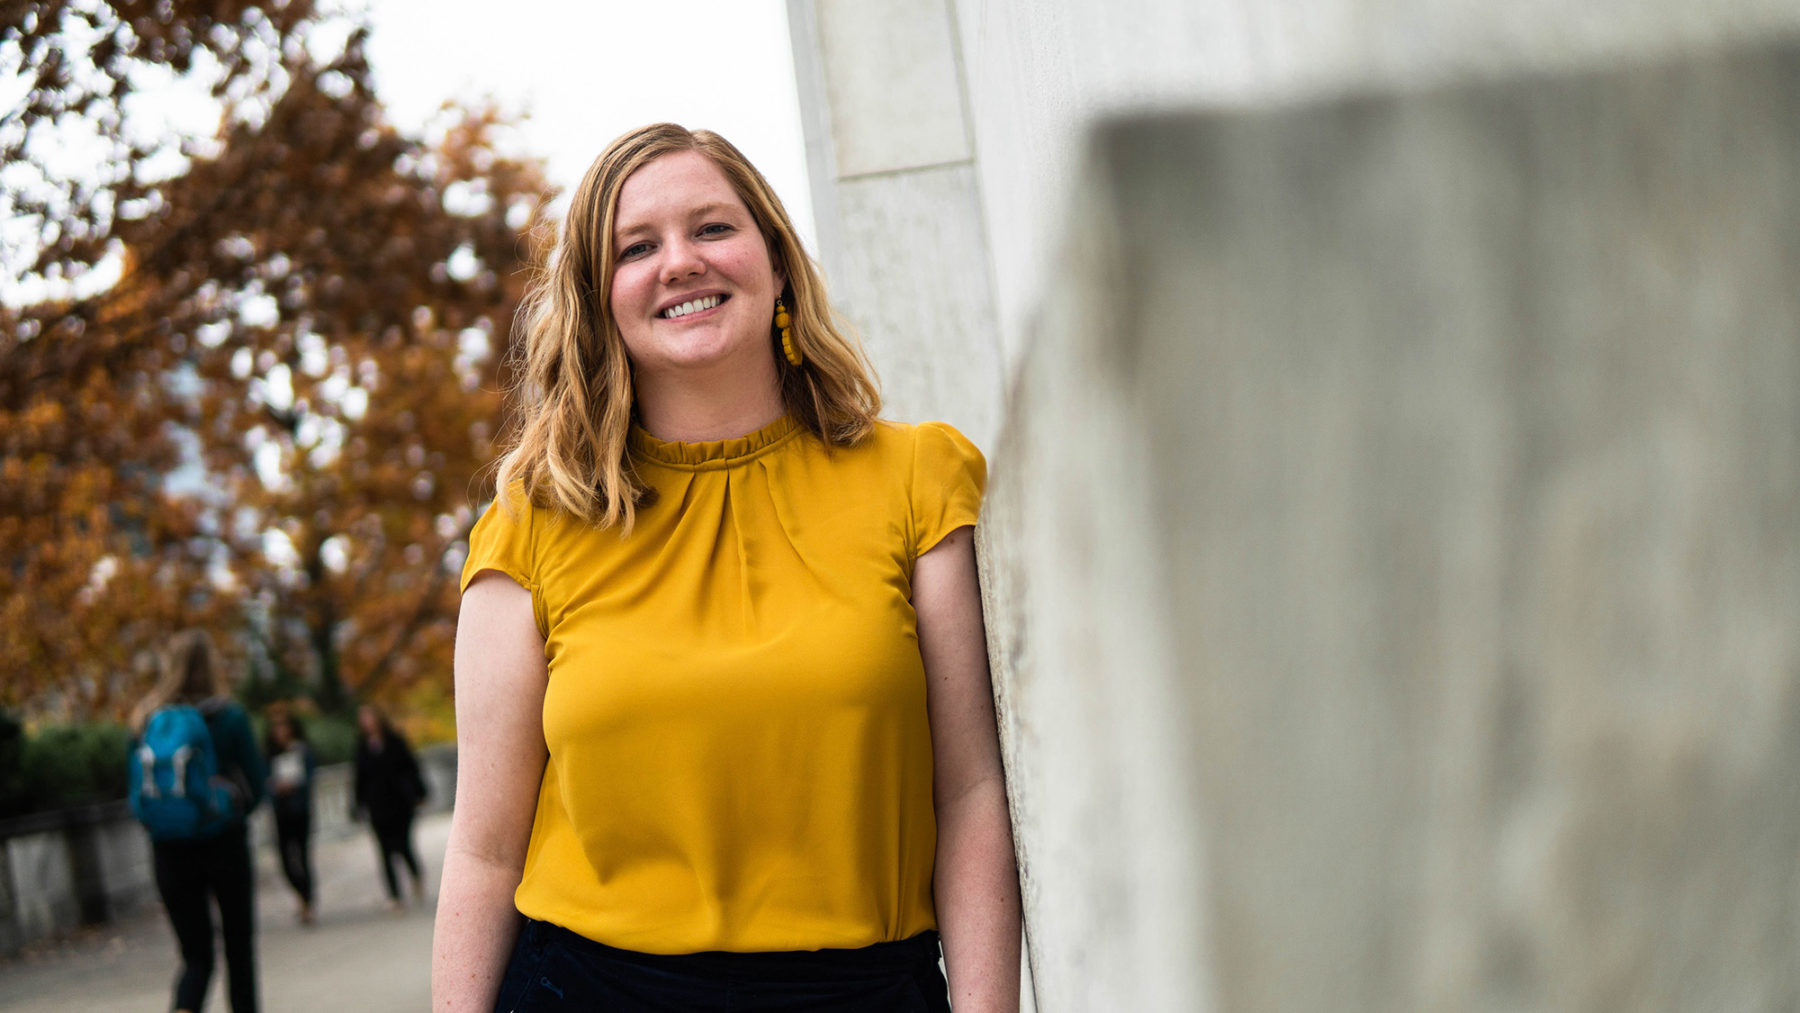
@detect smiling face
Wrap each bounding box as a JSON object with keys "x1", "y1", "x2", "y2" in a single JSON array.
[{"x1": 608, "y1": 149, "x2": 786, "y2": 381}]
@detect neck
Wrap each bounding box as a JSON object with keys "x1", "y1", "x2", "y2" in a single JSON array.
[{"x1": 634, "y1": 357, "x2": 785, "y2": 443}]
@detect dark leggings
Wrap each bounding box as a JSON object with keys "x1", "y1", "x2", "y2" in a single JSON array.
[
  {"x1": 371, "y1": 812, "x2": 421, "y2": 901},
  {"x1": 274, "y1": 807, "x2": 314, "y2": 907},
  {"x1": 152, "y1": 824, "x2": 258, "y2": 1012}
]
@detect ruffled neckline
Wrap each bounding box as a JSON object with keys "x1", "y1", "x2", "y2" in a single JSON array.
[{"x1": 628, "y1": 415, "x2": 802, "y2": 469}]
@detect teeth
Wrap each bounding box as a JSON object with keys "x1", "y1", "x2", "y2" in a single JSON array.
[{"x1": 662, "y1": 295, "x2": 722, "y2": 319}]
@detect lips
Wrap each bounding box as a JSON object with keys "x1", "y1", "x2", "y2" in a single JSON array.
[{"x1": 659, "y1": 293, "x2": 727, "y2": 320}]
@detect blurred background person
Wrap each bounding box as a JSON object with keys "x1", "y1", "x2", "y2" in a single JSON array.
[
  {"x1": 263, "y1": 705, "x2": 318, "y2": 925},
  {"x1": 128, "y1": 630, "x2": 267, "y2": 1013},
  {"x1": 353, "y1": 703, "x2": 428, "y2": 911}
]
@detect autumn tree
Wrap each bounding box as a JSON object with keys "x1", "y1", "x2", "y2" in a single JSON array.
[{"x1": 2, "y1": 0, "x2": 550, "y2": 720}]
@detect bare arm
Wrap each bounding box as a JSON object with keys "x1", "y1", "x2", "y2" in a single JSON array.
[
  {"x1": 431, "y1": 572, "x2": 549, "y2": 1011},
  {"x1": 916, "y1": 527, "x2": 1022, "y2": 1012}
]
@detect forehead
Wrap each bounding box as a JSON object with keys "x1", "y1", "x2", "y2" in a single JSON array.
[{"x1": 613, "y1": 150, "x2": 748, "y2": 232}]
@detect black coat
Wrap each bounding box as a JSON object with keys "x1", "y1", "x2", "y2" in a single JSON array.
[{"x1": 352, "y1": 732, "x2": 426, "y2": 826}]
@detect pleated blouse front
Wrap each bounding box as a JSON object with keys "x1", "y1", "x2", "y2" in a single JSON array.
[{"x1": 460, "y1": 416, "x2": 985, "y2": 955}]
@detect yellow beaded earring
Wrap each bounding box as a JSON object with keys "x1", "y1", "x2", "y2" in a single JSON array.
[{"x1": 774, "y1": 298, "x2": 802, "y2": 367}]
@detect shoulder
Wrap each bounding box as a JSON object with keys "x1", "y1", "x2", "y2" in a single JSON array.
[
  {"x1": 473, "y1": 479, "x2": 543, "y2": 531},
  {"x1": 815, "y1": 420, "x2": 986, "y2": 502},
  {"x1": 200, "y1": 698, "x2": 249, "y2": 728},
  {"x1": 888, "y1": 421, "x2": 987, "y2": 553},
  {"x1": 860, "y1": 417, "x2": 975, "y2": 443},
  {"x1": 465, "y1": 479, "x2": 557, "y2": 593},
  {"x1": 909, "y1": 420, "x2": 983, "y2": 462},
  {"x1": 840, "y1": 419, "x2": 984, "y2": 465},
  {"x1": 898, "y1": 420, "x2": 986, "y2": 489}
]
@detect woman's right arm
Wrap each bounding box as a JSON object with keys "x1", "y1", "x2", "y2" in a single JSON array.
[{"x1": 431, "y1": 572, "x2": 550, "y2": 1011}]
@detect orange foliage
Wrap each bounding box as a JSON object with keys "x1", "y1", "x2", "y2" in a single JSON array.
[{"x1": 2, "y1": 2, "x2": 551, "y2": 719}]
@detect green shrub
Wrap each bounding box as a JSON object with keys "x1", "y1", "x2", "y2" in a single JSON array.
[
  {"x1": 304, "y1": 713, "x2": 358, "y2": 766},
  {"x1": 0, "y1": 703, "x2": 358, "y2": 821},
  {"x1": 9, "y1": 721, "x2": 132, "y2": 816},
  {"x1": 0, "y1": 711, "x2": 29, "y2": 819}
]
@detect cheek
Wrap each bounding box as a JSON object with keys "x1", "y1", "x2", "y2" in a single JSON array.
[
  {"x1": 609, "y1": 265, "x2": 651, "y2": 321},
  {"x1": 724, "y1": 244, "x2": 776, "y2": 291}
]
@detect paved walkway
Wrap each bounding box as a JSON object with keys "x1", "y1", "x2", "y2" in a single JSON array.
[{"x1": 0, "y1": 810, "x2": 452, "y2": 1011}]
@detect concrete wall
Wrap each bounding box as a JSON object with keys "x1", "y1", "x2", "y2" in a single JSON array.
[
  {"x1": 995, "y1": 43, "x2": 1800, "y2": 1012},
  {"x1": 792, "y1": 3, "x2": 1800, "y2": 1011},
  {"x1": 952, "y1": 0, "x2": 1800, "y2": 369},
  {"x1": 0, "y1": 803, "x2": 151, "y2": 955},
  {"x1": 786, "y1": 0, "x2": 1005, "y2": 448}
]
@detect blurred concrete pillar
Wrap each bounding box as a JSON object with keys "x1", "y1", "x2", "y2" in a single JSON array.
[
  {"x1": 980, "y1": 43, "x2": 1800, "y2": 1011},
  {"x1": 785, "y1": 0, "x2": 1005, "y2": 447}
]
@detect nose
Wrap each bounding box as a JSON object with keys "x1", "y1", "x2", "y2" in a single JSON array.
[{"x1": 660, "y1": 236, "x2": 705, "y2": 283}]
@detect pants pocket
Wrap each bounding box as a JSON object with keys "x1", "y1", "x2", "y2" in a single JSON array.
[
  {"x1": 908, "y1": 962, "x2": 953, "y2": 1013},
  {"x1": 492, "y1": 921, "x2": 553, "y2": 1012}
]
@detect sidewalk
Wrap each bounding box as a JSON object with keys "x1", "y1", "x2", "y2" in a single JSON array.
[{"x1": 0, "y1": 809, "x2": 452, "y2": 1011}]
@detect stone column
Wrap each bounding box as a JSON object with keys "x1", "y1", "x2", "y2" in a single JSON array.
[
  {"x1": 981, "y1": 43, "x2": 1800, "y2": 1011},
  {"x1": 785, "y1": 0, "x2": 1006, "y2": 447}
]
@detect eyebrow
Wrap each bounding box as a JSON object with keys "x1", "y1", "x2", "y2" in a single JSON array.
[{"x1": 614, "y1": 202, "x2": 745, "y2": 241}]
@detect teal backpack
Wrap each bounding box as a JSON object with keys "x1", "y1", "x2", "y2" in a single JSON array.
[{"x1": 128, "y1": 705, "x2": 239, "y2": 840}]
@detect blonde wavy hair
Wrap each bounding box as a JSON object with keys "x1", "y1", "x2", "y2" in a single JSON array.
[
  {"x1": 131, "y1": 629, "x2": 231, "y2": 732},
  {"x1": 494, "y1": 123, "x2": 881, "y2": 530}
]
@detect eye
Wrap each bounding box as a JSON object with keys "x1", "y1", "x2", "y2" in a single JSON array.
[
  {"x1": 699, "y1": 223, "x2": 734, "y2": 238},
  {"x1": 618, "y1": 241, "x2": 652, "y2": 260}
]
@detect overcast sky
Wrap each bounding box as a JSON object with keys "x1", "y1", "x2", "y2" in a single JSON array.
[{"x1": 360, "y1": 0, "x2": 815, "y2": 246}]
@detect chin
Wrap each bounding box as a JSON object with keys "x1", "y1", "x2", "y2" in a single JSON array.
[{"x1": 653, "y1": 339, "x2": 765, "y2": 373}]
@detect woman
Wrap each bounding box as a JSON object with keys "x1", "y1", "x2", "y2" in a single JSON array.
[
  {"x1": 432, "y1": 123, "x2": 1020, "y2": 1011},
  {"x1": 352, "y1": 703, "x2": 428, "y2": 910},
  {"x1": 130, "y1": 629, "x2": 266, "y2": 1013},
  {"x1": 264, "y1": 705, "x2": 317, "y2": 924}
]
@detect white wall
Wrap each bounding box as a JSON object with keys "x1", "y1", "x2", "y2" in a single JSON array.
[
  {"x1": 794, "y1": 0, "x2": 1800, "y2": 433},
  {"x1": 950, "y1": 0, "x2": 1800, "y2": 372},
  {"x1": 787, "y1": 0, "x2": 1005, "y2": 449},
  {"x1": 791, "y1": 3, "x2": 1800, "y2": 1011},
  {"x1": 980, "y1": 53, "x2": 1800, "y2": 1006}
]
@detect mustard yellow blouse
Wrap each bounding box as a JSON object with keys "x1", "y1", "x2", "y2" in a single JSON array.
[{"x1": 460, "y1": 416, "x2": 985, "y2": 955}]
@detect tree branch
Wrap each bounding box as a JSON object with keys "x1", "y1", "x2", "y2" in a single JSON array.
[{"x1": 351, "y1": 522, "x2": 471, "y2": 699}]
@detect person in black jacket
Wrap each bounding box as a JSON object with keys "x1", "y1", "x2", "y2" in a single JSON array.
[{"x1": 352, "y1": 703, "x2": 428, "y2": 910}]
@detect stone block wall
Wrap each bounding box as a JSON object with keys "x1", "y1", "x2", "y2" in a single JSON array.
[
  {"x1": 979, "y1": 43, "x2": 1800, "y2": 1011},
  {"x1": 786, "y1": 0, "x2": 1005, "y2": 448},
  {"x1": 0, "y1": 803, "x2": 150, "y2": 956}
]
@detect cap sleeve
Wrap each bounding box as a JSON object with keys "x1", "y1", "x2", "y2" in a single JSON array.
[
  {"x1": 911, "y1": 421, "x2": 987, "y2": 557},
  {"x1": 461, "y1": 482, "x2": 538, "y2": 594}
]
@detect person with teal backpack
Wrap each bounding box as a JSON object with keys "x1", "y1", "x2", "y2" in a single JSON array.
[
  {"x1": 130, "y1": 704, "x2": 239, "y2": 840},
  {"x1": 128, "y1": 629, "x2": 267, "y2": 1013}
]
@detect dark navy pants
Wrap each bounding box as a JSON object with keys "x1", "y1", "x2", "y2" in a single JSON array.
[
  {"x1": 494, "y1": 919, "x2": 952, "y2": 1012},
  {"x1": 153, "y1": 823, "x2": 258, "y2": 1012}
]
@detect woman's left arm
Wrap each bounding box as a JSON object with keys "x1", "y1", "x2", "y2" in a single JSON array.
[
  {"x1": 916, "y1": 526, "x2": 1022, "y2": 1013},
  {"x1": 226, "y1": 707, "x2": 269, "y2": 811}
]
